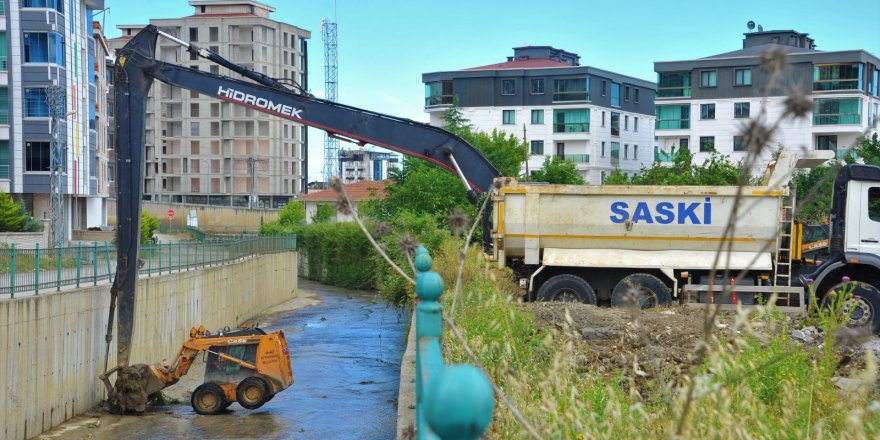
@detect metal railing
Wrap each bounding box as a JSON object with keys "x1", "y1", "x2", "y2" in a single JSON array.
[
  {"x1": 414, "y1": 247, "x2": 493, "y2": 439},
  {"x1": 0, "y1": 235, "x2": 296, "y2": 298}
]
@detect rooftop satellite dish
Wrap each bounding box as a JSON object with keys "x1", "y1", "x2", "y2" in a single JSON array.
[
  {"x1": 757, "y1": 24, "x2": 764, "y2": 32},
  {"x1": 747, "y1": 21, "x2": 755, "y2": 31}
]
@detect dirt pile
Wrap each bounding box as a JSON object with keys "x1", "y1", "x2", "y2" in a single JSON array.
[{"x1": 108, "y1": 364, "x2": 155, "y2": 413}]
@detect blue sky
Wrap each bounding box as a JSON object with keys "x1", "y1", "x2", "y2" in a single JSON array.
[{"x1": 103, "y1": 0, "x2": 880, "y2": 181}]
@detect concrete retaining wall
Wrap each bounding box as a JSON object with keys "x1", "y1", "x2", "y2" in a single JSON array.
[{"x1": 0, "y1": 251, "x2": 298, "y2": 440}]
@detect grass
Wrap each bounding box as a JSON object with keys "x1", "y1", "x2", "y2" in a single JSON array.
[
  {"x1": 435, "y1": 241, "x2": 880, "y2": 439},
  {"x1": 0, "y1": 252, "x2": 78, "y2": 274}
]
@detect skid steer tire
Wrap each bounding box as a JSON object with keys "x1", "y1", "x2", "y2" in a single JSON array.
[
  {"x1": 537, "y1": 274, "x2": 597, "y2": 304},
  {"x1": 191, "y1": 383, "x2": 226, "y2": 415},
  {"x1": 237, "y1": 377, "x2": 270, "y2": 410},
  {"x1": 611, "y1": 273, "x2": 672, "y2": 309}
]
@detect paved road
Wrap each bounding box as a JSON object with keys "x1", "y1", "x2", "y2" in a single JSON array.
[{"x1": 40, "y1": 279, "x2": 408, "y2": 440}]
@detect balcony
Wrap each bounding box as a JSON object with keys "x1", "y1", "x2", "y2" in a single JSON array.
[
  {"x1": 553, "y1": 122, "x2": 589, "y2": 133},
  {"x1": 813, "y1": 113, "x2": 861, "y2": 125},
  {"x1": 656, "y1": 119, "x2": 690, "y2": 130},
  {"x1": 566, "y1": 154, "x2": 590, "y2": 164}
]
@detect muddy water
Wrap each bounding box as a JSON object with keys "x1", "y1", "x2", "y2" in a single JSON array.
[{"x1": 40, "y1": 279, "x2": 408, "y2": 440}]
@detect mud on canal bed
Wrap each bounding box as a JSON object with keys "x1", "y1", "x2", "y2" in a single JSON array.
[{"x1": 40, "y1": 279, "x2": 408, "y2": 440}]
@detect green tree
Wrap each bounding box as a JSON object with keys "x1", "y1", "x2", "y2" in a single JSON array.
[
  {"x1": 441, "y1": 104, "x2": 527, "y2": 177},
  {"x1": 0, "y1": 192, "x2": 25, "y2": 231},
  {"x1": 371, "y1": 158, "x2": 473, "y2": 227},
  {"x1": 312, "y1": 204, "x2": 335, "y2": 223},
  {"x1": 140, "y1": 211, "x2": 160, "y2": 244},
  {"x1": 260, "y1": 199, "x2": 305, "y2": 235},
  {"x1": 857, "y1": 133, "x2": 880, "y2": 165},
  {"x1": 528, "y1": 156, "x2": 586, "y2": 184},
  {"x1": 604, "y1": 146, "x2": 745, "y2": 186}
]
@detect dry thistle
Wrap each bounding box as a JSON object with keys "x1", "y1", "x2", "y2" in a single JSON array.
[
  {"x1": 782, "y1": 89, "x2": 813, "y2": 120},
  {"x1": 335, "y1": 193, "x2": 352, "y2": 215},
  {"x1": 740, "y1": 119, "x2": 774, "y2": 155},
  {"x1": 372, "y1": 221, "x2": 390, "y2": 237},
  {"x1": 397, "y1": 234, "x2": 418, "y2": 257},
  {"x1": 329, "y1": 176, "x2": 344, "y2": 193},
  {"x1": 448, "y1": 208, "x2": 469, "y2": 237},
  {"x1": 759, "y1": 46, "x2": 788, "y2": 77}
]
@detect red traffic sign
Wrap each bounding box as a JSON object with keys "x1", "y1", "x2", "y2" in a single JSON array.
[{"x1": 167, "y1": 209, "x2": 175, "y2": 220}]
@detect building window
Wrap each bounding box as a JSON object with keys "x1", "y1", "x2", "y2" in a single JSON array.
[
  {"x1": 813, "y1": 98, "x2": 862, "y2": 125},
  {"x1": 699, "y1": 136, "x2": 715, "y2": 152},
  {"x1": 634, "y1": 88, "x2": 640, "y2": 103},
  {"x1": 553, "y1": 78, "x2": 588, "y2": 102},
  {"x1": 531, "y1": 109, "x2": 544, "y2": 124},
  {"x1": 0, "y1": 88, "x2": 7, "y2": 124},
  {"x1": 610, "y1": 112, "x2": 620, "y2": 136},
  {"x1": 553, "y1": 108, "x2": 590, "y2": 133},
  {"x1": 425, "y1": 81, "x2": 453, "y2": 106},
  {"x1": 657, "y1": 72, "x2": 692, "y2": 98},
  {"x1": 817, "y1": 135, "x2": 838, "y2": 151},
  {"x1": 23, "y1": 32, "x2": 65, "y2": 65},
  {"x1": 502, "y1": 110, "x2": 515, "y2": 125},
  {"x1": 24, "y1": 88, "x2": 62, "y2": 117},
  {"x1": 601, "y1": 111, "x2": 606, "y2": 127},
  {"x1": 190, "y1": 122, "x2": 200, "y2": 136},
  {"x1": 25, "y1": 141, "x2": 51, "y2": 171},
  {"x1": 873, "y1": 69, "x2": 879, "y2": 97},
  {"x1": 624, "y1": 115, "x2": 629, "y2": 130},
  {"x1": 624, "y1": 144, "x2": 629, "y2": 159},
  {"x1": 21, "y1": 0, "x2": 62, "y2": 11},
  {"x1": 209, "y1": 27, "x2": 219, "y2": 42},
  {"x1": 190, "y1": 103, "x2": 199, "y2": 117},
  {"x1": 680, "y1": 138, "x2": 689, "y2": 150},
  {"x1": 501, "y1": 79, "x2": 516, "y2": 95},
  {"x1": 610, "y1": 142, "x2": 620, "y2": 164},
  {"x1": 530, "y1": 78, "x2": 544, "y2": 94},
  {"x1": 733, "y1": 136, "x2": 746, "y2": 151},
  {"x1": 700, "y1": 103, "x2": 716, "y2": 120},
  {"x1": 189, "y1": 27, "x2": 199, "y2": 41},
  {"x1": 601, "y1": 141, "x2": 606, "y2": 157},
  {"x1": 734, "y1": 102, "x2": 751, "y2": 118},
  {"x1": 556, "y1": 142, "x2": 565, "y2": 159},
  {"x1": 0, "y1": 141, "x2": 8, "y2": 179},
  {"x1": 634, "y1": 145, "x2": 638, "y2": 160},
  {"x1": 735, "y1": 68, "x2": 752, "y2": 86},
  {"x1": 634, "y1": 117, "x2": 639, "y2": 132},
  {"x1": 813, "y1": 64, "x2": 863, "y2": 91},
  {"x1": 700, "y1": 70, "x2": 717, "y2": 87},
  {"x1": 530, "y1": 140, "x2": 544, "y2": 155},
  {"x1": 611, "y1": 82, "x2": 621, "y2": 107},
  {"x1": 624, "y1": 86, "x2": 630, "y2": 101},
  {"x1": 655, "y1": 105, "x2": 690, "y2": 129}
]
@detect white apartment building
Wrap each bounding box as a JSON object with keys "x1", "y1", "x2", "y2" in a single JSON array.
[
  {"x1": 423, "y1": 46, "x2": 656, "y2": 184},
  {"x1": 655, "y1": 30, "x2": 880, "y2": 168}
]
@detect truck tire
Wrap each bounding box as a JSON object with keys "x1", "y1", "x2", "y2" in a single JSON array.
[
  {"x1": 825, "y1": 281, "x2": 880, "y2": 333},
  {"x1": 537, "y1": 274, "x2": 597, "y2": 304},
  {"x1": 611, "y1": 273, "x2": 672, "y2": 309},
  {"x1": 237, "y1": 377, "x2": 270, "y2": 410},
  {"x1": 191, "y1": 383, "x2": 226, "y2": 415}
]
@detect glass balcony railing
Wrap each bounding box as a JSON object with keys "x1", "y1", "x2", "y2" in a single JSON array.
[
  {"x1": 654, "y1": 150, "x2": 675, "y2": 162},
  {"x1": 655, "y1": 119, "x2": 690, "y2": 130},
  {"x1": 0, "y1": 56, "x2": 6, "y2": 71},
  {"x1": 0, "y1": 165, "x2": 8, "y2": 179},
  {"x1": 0, "y1": 109, "x2": 7, "y2": 125},
  {"x1": 424, "y1": 95, "x2": 453, "y2": 107},
  {"x1": 553, "y1": 122, "x2": 589, "y2": 133},
  {"x1": 813, "y1": 113, "x2": 861, "y2": 125},
  {"x1": 566, "y1": 154, "x2": 590, "y2": 163}
]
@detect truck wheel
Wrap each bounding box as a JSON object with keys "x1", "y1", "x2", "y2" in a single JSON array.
[
  {"x1": 191, "y1": 383, "x2": 226, "y2": 415},
  {"x1": 611, "y1": 274, "x2": 672, "y2": 309},
  {"x1": 237, "y1": 377, "x2": 270, "y2": 410},
  {"x1": 825, "y1": 281, "x2": 880, "y2": 333},
  {"x1": 537, "y1": 274, "x2": 597, "y2": 304}
]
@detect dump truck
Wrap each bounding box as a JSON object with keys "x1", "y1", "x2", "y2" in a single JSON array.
[{"x1": 492, "y1": 150, "x2": 880, "y2": 333}]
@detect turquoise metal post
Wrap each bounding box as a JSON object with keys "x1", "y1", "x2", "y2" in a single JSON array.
[
  {"x1": 93, "y1": 242, "x2": 98, "y2": 285},
  {"x1": 414, "y1": 246, "x2": 494, "y2": 440},
  {"x1": 167, "y1": 241, "x2": 172, "y2": 272},
  {"x1": 147, "y1": 242, "x2": 152, "y2": 276},
  {"x1": 35, "y1": 243, "x2": 40, "y2": 295},
  {"x1": 76, "y1": 242, "x2": 82, "y2": 288},
  {"x1": 56, "y1": 245, "x2": 62, "y2": 291},
  {"x1": 177, "y1": 241, "x2": 181, "y2": 272},
  {"x1": 10, "y1": 243, "x2": 15, "y2": 298},
  {"x1": 104, "y1": 241, "x2": 112, "y2": 281}
]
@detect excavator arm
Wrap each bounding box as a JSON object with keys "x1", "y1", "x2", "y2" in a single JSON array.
[{"x1": 104, "y1": 25, "x2": 500, "y2": 407}]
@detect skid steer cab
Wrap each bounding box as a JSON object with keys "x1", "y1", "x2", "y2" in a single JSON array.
[{"x1": 101, "y1": 325, "x2": 294, "y2": 415}]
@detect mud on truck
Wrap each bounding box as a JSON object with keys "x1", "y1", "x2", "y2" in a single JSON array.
[{"x1": 491, "y1": 150, "x2": 880, "y2": 333}]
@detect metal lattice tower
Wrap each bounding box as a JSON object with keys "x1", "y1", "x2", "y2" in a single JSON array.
[
  {"x1": 47, "y1": 86, "x2": 66, "y2": 248},
  {"x1": 321, "y1": 18, "x2": 339, "y2": 184}
]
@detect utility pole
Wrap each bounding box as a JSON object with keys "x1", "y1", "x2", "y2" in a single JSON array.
[
  {"x1": 47, "y1": 86, "x2": 66, "y2": 248},
  {"x1": 248, "y1": 156, "x2": 257, "y2": 208}
]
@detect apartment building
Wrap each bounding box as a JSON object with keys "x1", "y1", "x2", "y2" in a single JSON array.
[
  {"x1": 1, "y1": 0, "x2": 110, "y2": 237},
  {"x1": 654, "y1": 29, "x2": 880, "y2": 167},
  {"x1": 338, "y1": 149, "x2": 399, "y2": 184},
  {"x1": 423, "y1": 46, "x2": 656, "y2": 184},
  {"x1": 109, "y1": 0, "x2": 310, "y2": 208}
]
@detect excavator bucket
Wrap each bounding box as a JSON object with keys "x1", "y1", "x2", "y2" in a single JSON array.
[{"x1": 100, "y1": 364, "x2": 169, "y2": 414}]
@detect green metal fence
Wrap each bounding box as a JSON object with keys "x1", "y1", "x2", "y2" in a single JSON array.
[{"x1": 0, "y1": 235, "x2": 296, "y2": 299}]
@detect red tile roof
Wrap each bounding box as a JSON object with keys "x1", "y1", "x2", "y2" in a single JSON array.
[
  {"x1": 465, "y1": 58, "x2": 572, "y2": 71},
  {"x1": 299, "y1": 180, "x2": 389, "y2": 202}
]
